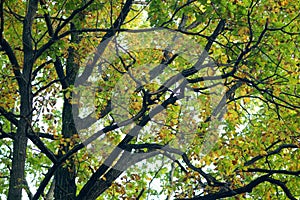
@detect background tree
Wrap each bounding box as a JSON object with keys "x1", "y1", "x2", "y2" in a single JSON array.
[{"x1": 0, "y1": 0, "x2": 299, "y2": 200}]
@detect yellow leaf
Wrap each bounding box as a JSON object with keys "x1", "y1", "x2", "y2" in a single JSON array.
[
  {"x1": 261, "y1": 151, "x2": 268, "y2": 156},
  {"x1": 65, "y1": 91, "x2": 71, "y2": 99}
]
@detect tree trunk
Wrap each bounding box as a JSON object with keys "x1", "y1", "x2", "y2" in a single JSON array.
[
  {"x1": 8, "y1": 0, "x2": 37, "y2": 199},
  {"x1": 54, "y1": 22, "x2": 80, "y2": 200},
  {"x1": 8, "y1": 118, "x2": 29, "y2": 200},
  {"x1": 54, "y1": 100, "x2": 77, "y2": 200}
]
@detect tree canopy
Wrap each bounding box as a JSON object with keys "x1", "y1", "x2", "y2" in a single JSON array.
[{"x1": 0, "y1": 0, "x2": 299, "y2": 199}]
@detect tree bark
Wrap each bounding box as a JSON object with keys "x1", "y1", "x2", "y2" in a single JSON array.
[
  {"x1": 55, "y1": 0, "x2": 133, "y2": 198},
  {"x1": 54, "y1": 100, "x2": 77, "y2": 200},
  {"x1": 8, "y1": 1, "x2": 38, "y2": 199},
  {"x1": 8, "y1": 117, "x2": 29, "y2": 200},
  {"x1": 54, "y1": 22, "x2": 80, "y2": 200}
]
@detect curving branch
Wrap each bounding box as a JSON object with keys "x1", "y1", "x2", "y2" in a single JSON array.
[
  {"x1": 265, "y1": 177, "x2": 297, "y2": 200},
  {"x1": 178, "y1": 174, "x2": 297, "y2": 200},
  {"x1": 245, "y1": 168, "x2": 300, "y2": 176},
  {"x1": 23, "y1": 178, "x2": 33, "y2": 200},
  {"x1": 267, "y1": 13, "x2": 300, "y2": 35},
  {"x1": 244, "y1": 143, "x2": 298, "y2": 166},
  {"x1": 32, "y1": 59, "x2": 53, "y2": 81},
  {"x1": 53, "y1": 0, "x2": 94, "y2": 37},
  {"x1": 160, "y1": 0, "x2": 197, "y2": 27},
  {"x1": 33, "y1": 79, "x2": 61, "y2": 97},
  {"x1": 35, "y1": 0, "x2": 95, "y2": 59}
]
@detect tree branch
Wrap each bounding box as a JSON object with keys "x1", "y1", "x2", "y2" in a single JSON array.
[
  {"x1": 245, "y1": 168, "x2": 300, "y2": 176},
  {"x1": 0, "y1": 128, "x2": 14, "y2": 139},
  {"x1": 265, "y1": 177, "x2": 297, "y2": 200},
  {"x1": 244, "y1": 144, "x2": 298, "y2": 166},
  {"x1": 180, "y1": 169, "x2": 296, "y2": 200},
  {"x1": 39, "y1": 0, "x2": 54, "y2": 36},
  {"x1": 54, "y1": 0, "x2": 94, "y2": 37},
  {"x1": 33, "y1": 79, "x2": 61, "y2": 97},
  {"x1": 0, "y1": 39, "x2": 23, "y2": 84},
  {"x1": 32, "y1": 59, "x2": 53, "y2": 80},
  {"x1": 35, "y1": 0, "x2": 94, "y2": 59},
  {"x1": 27, "y1": 130, "x2": 57, "y2": 163},
  {"x1": 75, "y1": 0, "x2": 134, "y2": 84},
  {"x1": 0, "y1": 106, "x2": 19, "y2": 126},
  {"x1": 23, "y1": 178, "x2": 33, "y2": 200}
]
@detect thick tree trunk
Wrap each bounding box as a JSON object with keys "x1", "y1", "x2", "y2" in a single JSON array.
[
  {"x1": 8, "y1": 85, "x2": 33, "y2": 199},
  {"x1": 8, "y1": 119, "x2": 29, "y2": 200},
  {"x1": 8, "y1": 1, "x2": 37, "y2": 199}
]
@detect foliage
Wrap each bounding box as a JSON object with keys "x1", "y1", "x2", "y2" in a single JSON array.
[{"x1": 0, "y1": 0, "x2": 299, "y2": 200}]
